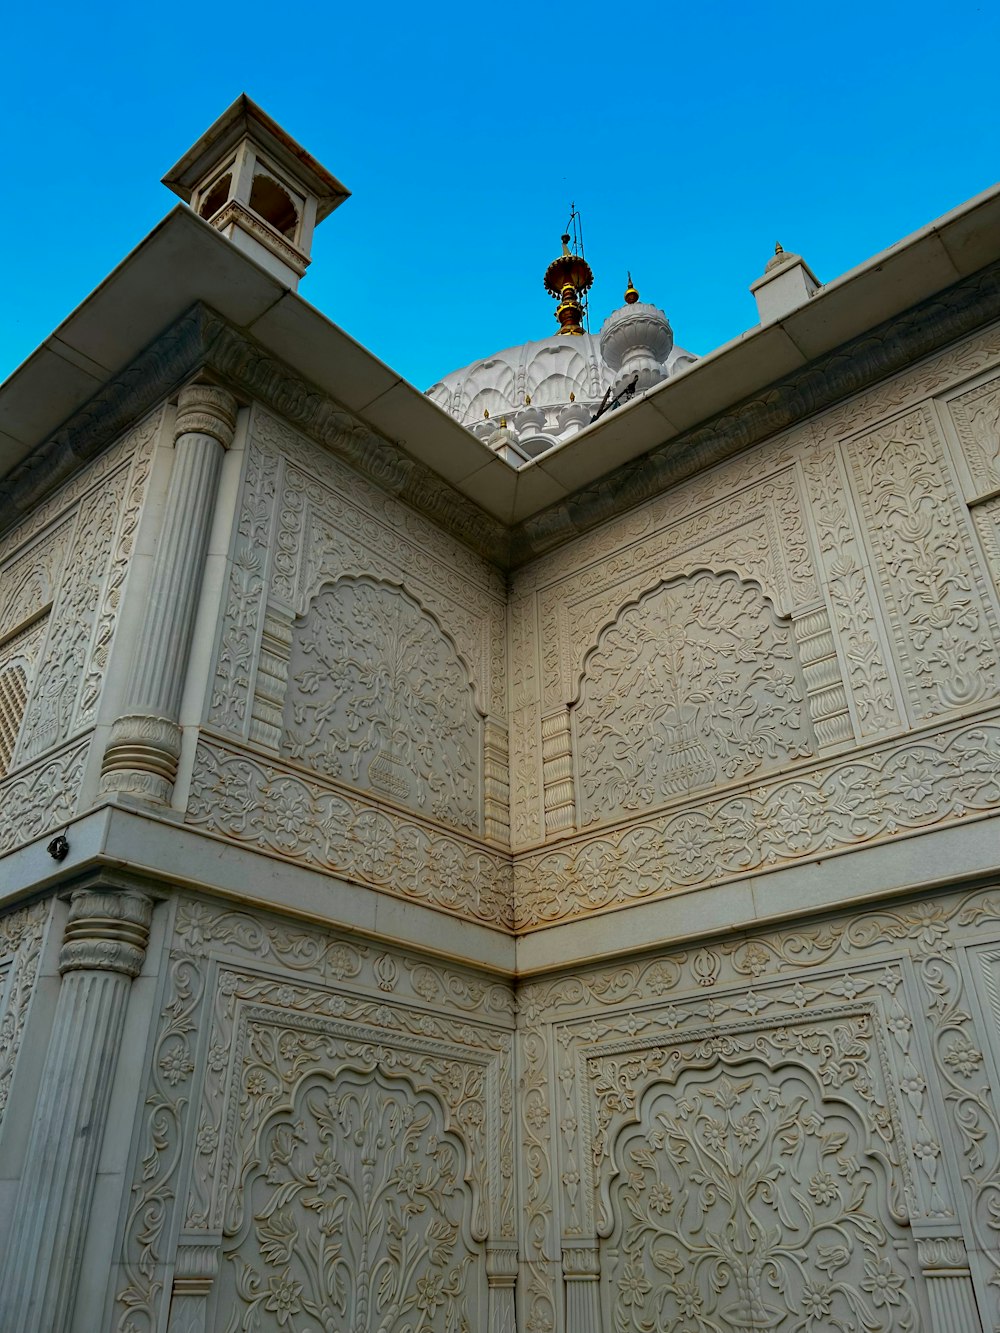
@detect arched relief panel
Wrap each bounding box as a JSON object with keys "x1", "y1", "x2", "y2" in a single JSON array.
[
  {"x1": 536, "y1": 463, "x2": 822, "y2": 716},
  {"x1": 601, "y1": 1054, "x2": 926, "y2": 1333},
  {"x1": 281, "y1": 577, "x2": 483, "y2": 835},
  {"x1": 571, "y1": 570, "x2": 816, "y2": 828},
  {"x1": 300, "y1": 506, "x2": 491, "y2": 716},
  {"x1": 211, "y1": 1067, "x2": 487, "y2": 1333}
]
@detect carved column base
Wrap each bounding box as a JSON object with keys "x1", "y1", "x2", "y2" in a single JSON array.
[
  {"x1": 100, "y1": 713, "x2": 182, "y2": 804},
  {"x1": 562, "y1": 1241, "x2": 601, "y2": 1333}
]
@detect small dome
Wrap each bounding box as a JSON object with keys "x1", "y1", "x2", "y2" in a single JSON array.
[{"x1": 600, "y1": 300, "x2": 674, "y2": 392}]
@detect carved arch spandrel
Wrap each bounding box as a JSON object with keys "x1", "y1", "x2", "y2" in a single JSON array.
[
  {"x1": 570, "y1": 569, "x2": 819, "y2": 828},
  {"x1": 280, "y1": 576, "x2": 484, "y2": 836}
]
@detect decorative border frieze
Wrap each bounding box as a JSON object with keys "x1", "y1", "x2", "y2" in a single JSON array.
[
  {"x1": 513, "y1": 714, "x2": 1000, "y2": 927},
  {"x1": 186, "y1": 736, "x2": 515, "y2": 927}
]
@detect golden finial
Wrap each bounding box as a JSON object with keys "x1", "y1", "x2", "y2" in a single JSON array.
[
  {"x1": 569, "y1": 391, "x2": 576, "y2": 402},
  {"x1": 484, "y1": 408, "x2": 490, "y2": 419},
  {"x1": 500, "y1": 415, "x2": 507, "y2": 428},
  {"x1": 524, "y1": 394, "x2": 531, "y2": 405},
  {"x1": 774, "y1": 241, "x2": 784, "y2": 255},
  {"x1": 543, "y1": 231, "x2": 594, "y2": 337},
  {"x1": 624, "y1": 271, "x2": 639, "y2": 304}
]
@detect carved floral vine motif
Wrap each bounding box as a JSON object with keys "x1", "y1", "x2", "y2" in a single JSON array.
[
  {"x1": 846, "y1": 406, "x2": 1000, "y2": 719},
  {"x1": 515, "y1": 715, "x2": 1000, "y2": 926},
  {"x1": 515, "y1": 885, "x2": 1000, "y2": 1333},
  {"x1": 576, "y1": 572, "x2": 813, "y2": 825},
  {"x1": 0, "y1": 899, "x2": 49, "y2": 1125},
  {"x1": 187, "y1": 739, "x2": 513, "y2": 927},
  {"x1": 283, "y1": 579, "x2": 481, "y2": 833},
  {"x1": 115, "y1": 899, "x2": 515, "y2": 1332},
  {"x1": 609, "y1": 1060, "x2": 920, "y2": 1333},
  {"x1": 0, "y1": 738, "x2": 89, "y2": 855},
  {"x1": 948, "y1": 376, "x2": 1000, "y2": 500},
  {"x1": 221, "y1": 1071, "x2": 476, "y2": 1333}
]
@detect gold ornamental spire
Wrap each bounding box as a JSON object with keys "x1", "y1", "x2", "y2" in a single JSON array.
[
  {"x1": 543, "y1": 230, "x2": 594, "y2": 336},
  {"x1": 624, "y1": 272, "x2": 639, "y2": 304}
]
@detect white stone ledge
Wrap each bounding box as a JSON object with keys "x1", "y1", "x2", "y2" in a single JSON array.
[{"x1": 0, "y1": 804, "x2": 516, "y2": 976}]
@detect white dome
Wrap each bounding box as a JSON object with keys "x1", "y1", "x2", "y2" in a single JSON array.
[{"x1": 428, "y1": 313, "x2": 694, "y2": 462}]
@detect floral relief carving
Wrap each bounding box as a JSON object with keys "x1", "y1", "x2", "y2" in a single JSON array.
[
  {"x1": 187, "y1": 739, "x2": 513, "y2": 926},
  {"x1": 0, "y1": 898, "x2": 50, "y2": 1126},
  {"x1": 116, "y1": 901, "x2": 514, "y2": 1332},
  {"x1": 0, "y1": 737, "x2": 89, "y2": 854},
  {"x1": 302, "y1": 509, "x2": 491, "y2": 717},
  {"x1": 220, "y1": 1070, "x2": 478, "y2": 1333},
  {"x1": 0, "y1": 520, "x2": 72, "y2": 643},
  {"x1": 283, "y1": 579, "x2": 482, "y2": 834},
  {"x1": 508, "y1": 593, "x2": 543, "y2": 848},
  {"x1": 608, "y1": 1060, "x2": 921, "y2": 1333},
  {"x1": 75, "y1": 418, "x2": 156, "y2": 729},
  {"x1": 253, "y1": 409, "x2": 505, "y2": 706},
  {"x1": 801, "y1": 431, "x2": 902, "y2": 738},
  {"x1": 530, "y1": 464, "x2": 818, "y2": 708},
  {"x1": 846, "y1": 406, "x2": 1000, "y2": 719},
  {"x1": 514, "y1": 715, "x2": 1000, "y2": 927},
  {"x1": 516, "y1": 885, "x2": 1000, "y2": 1331},
  {"x1": 209, "y1": 440, "x2": 279, "y2": 736},
  {"x1": 575, "y1": 572, "x2": 814, "y2": 826},
  {"x1": 115, "y1": 950, "x2": 208, "y2": 1331},
  {"x1": 947, "y1": 376, "x2": 1000, "y2": 500},
  {"x1": 15, "y1": 418, "x2": 155, "y2": 763}
]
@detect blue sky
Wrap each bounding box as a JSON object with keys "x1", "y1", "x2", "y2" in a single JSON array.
[{"x1": 3, "y1": 1, "x2": 998, "y2": 392}]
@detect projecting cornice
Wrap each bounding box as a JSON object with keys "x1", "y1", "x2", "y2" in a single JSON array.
[
  {"x1": 509, "y1": 256, "x2": 1000, "y2": 562},
  {"x1": 3, "y1": 195, "x2": 1000, "y2": 567},
  {"x1": 0, "y1": 303, "x2": 513, "y2": 564}
]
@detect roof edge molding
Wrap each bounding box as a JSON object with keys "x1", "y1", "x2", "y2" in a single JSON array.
[{"x1": 5, "y1": 257, "x2": 1000, "y2": 570}]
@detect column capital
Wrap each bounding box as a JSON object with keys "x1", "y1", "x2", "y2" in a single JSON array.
[
  {"x1": 485, "y1": 1243, "x2": 519, "y2": 1285},
  {"x1": 561, "y1": 1239, "x2": 600, "y2": 1279},
  {"x1": 59, "y1": 887, "x2": 153, "y2": 978},
  {"x1": 174, "y1": 383, "x2": 238, "y2": 449},
  {"x1": 915, "y1": 1234, "x2": 972, "y2": 1272}
]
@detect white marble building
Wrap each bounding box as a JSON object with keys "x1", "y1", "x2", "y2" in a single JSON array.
[{"x1": 1, "y1": 94, "x2": 1000, "y2": 1332}]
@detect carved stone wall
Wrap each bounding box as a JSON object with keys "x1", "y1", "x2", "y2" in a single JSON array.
[
  {"x1": 191, "y1": 406, "x2": 509, "y2": 923},
  {"x1": 283, "y1": 578, "x2": 482, "y2": 834},
  {"x1": 508, "y1": 327, "x2": 1000, "y2": 928},
  {"x1": 517, "y1": 882, "x2": 1000, "y2": 1333},
  {"x1": 575, "y1": 571, "x2": 814, "y2": 827},
  {"x1": 0, "y1": 412, "x2": 158, "y2": 852},
  {"x1": 111, "y1": 896, "x2": 515, "y2": 1333}
]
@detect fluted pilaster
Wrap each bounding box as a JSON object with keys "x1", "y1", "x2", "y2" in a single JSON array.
[
  {"x1": 0, "y1": 888, "x2": 152, "y2": 1333},
  {"x1": 101, "y1": 384, "x2": 237, "y2": 802},
  {"x1": 562, "y1": 1241, "x2": 601, "y2": 1333}
]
